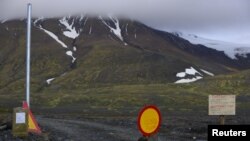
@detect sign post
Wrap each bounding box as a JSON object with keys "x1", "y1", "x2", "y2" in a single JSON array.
[
  {"x1": 137, "y1": 105, "x2": 161, "y2": 141},
  {"x1": 26, "y1": 3, "x2": 32, "y2": 107},
  {"x1": 209, "y1": 95, "x2": 236, "y2": 125}
]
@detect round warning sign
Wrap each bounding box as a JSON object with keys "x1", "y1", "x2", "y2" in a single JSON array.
[{"x1": 137, "y1": 105, "x2": 161, "y2": 136}]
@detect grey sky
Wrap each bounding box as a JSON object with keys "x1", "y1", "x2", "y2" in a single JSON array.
[{"x1": 1, "y1": 0, "x2": 249, "y2": 44}]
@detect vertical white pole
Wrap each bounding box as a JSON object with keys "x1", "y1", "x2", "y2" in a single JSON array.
[{"x1": 26, "y1": 3, "x2": 32, "y2": 107}]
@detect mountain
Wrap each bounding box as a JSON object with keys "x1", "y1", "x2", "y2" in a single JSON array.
[
  {"x1": 0, "y1": 15, "x2": 250, "y2": 94},
  {"x1": 171, "y1": 31, "x2": 250, "y2": 59}
]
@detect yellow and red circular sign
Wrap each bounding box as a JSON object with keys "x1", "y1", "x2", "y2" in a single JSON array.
[{"x1": 137, "y1": 105, "x2": 161, "y2": 136}]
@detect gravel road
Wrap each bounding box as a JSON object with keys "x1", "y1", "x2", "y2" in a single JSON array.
[
  {"x1": 37, "y1": 117, "x2": 140, "y2": 141},
  {"x1": 0, "y1": 115, "x2": 210, "y2": 141},
  {"x1": 6, "y1": 113, "x2": 250, "y2": 141}
]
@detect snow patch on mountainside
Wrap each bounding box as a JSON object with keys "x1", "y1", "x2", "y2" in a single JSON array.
[
  {"x1": 38, "y1": 25, "x2": 67, "y2": 48},
  {"x1": 176, "y1": 72, "x2": 186, "y2": 78},
  {"x1": 79, "y1": 14, "x2": 85, "y2": 21},
  {"x1": 89, "y1": 26, "x2": 92, "y2": 34},
  {"x1": 59, "y1": 17, "x2": 79, "y2": 39},
  {"x1": 186, "y1": 67, "x2": 202, "y2": 76},
  {"x1": 34, "y1": 17, "x2": 44, "y2": 25},
  {"x1": 83, "y1": 17, "x2": 88, "y2": 25},
  {"x1": 175, "y1": 67, "x2": 203, "y2": 83},
  {"x1": 46, "y1": 78, "x2": 55, "y2": 85},
  {"x1": 99, "y1": 16, "x2": 127, "y2": 45},
  {"x1": 66, "y1": 51, "x2": 76, "y2": 63},
  {"x1": 200, "y1": 69, "x2": 214, "y2": 76},
  {"x1": 175, "y1": 67, "x2": 215, "y2": 84},
  {"x1": 37, "y1": 23, "x2": 77, "y2": 83},
  {"x1": 176, "y1": 67, "x2": 202, "y2": 77},
  {"x1": 172, "y1": 32, "x2": 250, "y2": 59},
  {"x1": 125, "y1": 23, "x2": 129, "y2": 35},
  {"x1": 36, "y1": 19, "x2": 77, "y2": 63},
  {"x1": 1, "y1": 19, "x2": 8, "y2": 23},
  {"x1": 234, "y1": 47, "x2": 250, "y2": 58},
  {"x1": 175, "y1": 76, "x2": 203, "y2": 84}
]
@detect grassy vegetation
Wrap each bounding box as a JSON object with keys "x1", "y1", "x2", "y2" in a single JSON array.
[
  {"x1": 0, "y1": 107, "x2": 10, "y2": 113},
  {"x1": 1, "y1": 70, "x2": 249, "y2": 117},
  {"x1": 3, "y1": 83, "x2": 250, "y2": 118}
]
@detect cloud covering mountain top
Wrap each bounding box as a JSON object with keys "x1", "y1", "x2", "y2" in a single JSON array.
[{"x1": 1, "y1": 0, "x2": 250, "y2": 44}]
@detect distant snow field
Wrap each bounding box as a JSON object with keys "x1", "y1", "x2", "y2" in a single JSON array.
[{"x1": 172, "y1": 32, "x2": 250, "y2": 59}]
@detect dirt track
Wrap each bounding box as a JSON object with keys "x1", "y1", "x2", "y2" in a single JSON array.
[
  {"x1": 36, "y1": 116, "x2": 208, "y2": 141},
  {"x1": 2, "y1": 113, "x2": 250, "y2": 141},
  {"x1": 1, "y1": 115, "x2": 207, "y2": 141},
  {"x1": 37, "y1": 117, "x2": 140, "y2": 141}
]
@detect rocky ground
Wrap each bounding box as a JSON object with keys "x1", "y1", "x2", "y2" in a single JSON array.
[
  {"x1": 0, "y1": 116, "x2": 140, "y2": 141},
  {"x1": 1, "y1": 112, "x2": 249, "y2": 141},
  {"x1": 0, "y1": 115, "x2": 208, "y2": 141}
]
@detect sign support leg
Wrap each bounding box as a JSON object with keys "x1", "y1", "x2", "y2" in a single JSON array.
[{"x1": 219, "y1": 115, "x2": 225, "y2": 125}]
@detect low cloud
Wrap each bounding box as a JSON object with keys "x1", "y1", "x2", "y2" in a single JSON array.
[{"x1": 1, "y1": 0, "x2": 249, "y2": 44}]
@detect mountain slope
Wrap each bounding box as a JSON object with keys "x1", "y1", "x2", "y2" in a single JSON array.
[{"x1": 0, "y1": 16, "x2": 250, "y2": 93}]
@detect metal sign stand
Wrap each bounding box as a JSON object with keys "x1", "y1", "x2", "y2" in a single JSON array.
[
  {"x1": 219, "y1": 115, "x2": 225, "y2": 125},
  {"x1": 26, "y1": 3, "x2": 32, "y2": 107}
]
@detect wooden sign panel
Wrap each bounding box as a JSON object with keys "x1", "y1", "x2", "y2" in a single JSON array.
[{"x1": 209, "y1": 95, "x2": 236, "y2": 115}]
